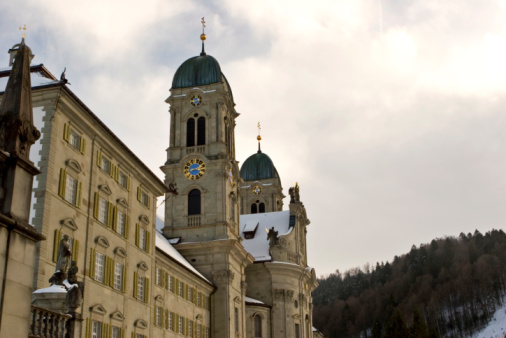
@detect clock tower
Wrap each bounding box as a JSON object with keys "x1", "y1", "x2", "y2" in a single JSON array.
[{"x1": 160, "y1": 26, "x2": 254, "y2": 337}]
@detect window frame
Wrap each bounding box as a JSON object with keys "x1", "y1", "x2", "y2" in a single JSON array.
[{"x1": 94, "y1": 252, "x2": 105, "y2": 283}]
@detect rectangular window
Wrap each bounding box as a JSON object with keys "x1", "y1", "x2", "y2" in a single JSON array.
[
  {"x1": 116, "y1": 210, "x2": 126, "y2": 236},
  {"x1": 69, "y1": 130, "x2": 81, "y2": 150},
  {"x1": 178, "y1": 316, "x2": 183, "y2": 334},
  {"x1": 156, "y1": 306, "x2": 162, "y2": 327},
  {"x1": 197, "y1": 292, "x2": 201, "y2": 307},
  {"x1": 111, "y1": 326, "x2": 121, "y2": 338},
  {"x1": 141, "y1": 191, "x2": 149, "y2": 207},
  {"x1": 156, "y1": 268, "x2": 162, "y2": 286},
  {"x1": 178, "y1": 281, "x2": 183, "y2": 297},
  {"x1": 188, "y1": 320, "x2": 193, "y2": 336},
  {"x1": 98, "y1": 197, "x2": 108, "y2": 224},
  {"x1": 169, "y1": 312, "x2": 174, "y2": 331},
  {"x1": 92, "y1": 320, "x2": 102, "y2": 338},
  {"x1": 95, "y1": 252, "x2": 105, "y2": 283},
  {"x1": 137, "y1": 275, "x2": 145, "y2": 301},
  {"x1": 137, "y1": 187, "x2": 150, "y2": 208},
  {"x1": 205, "y1": 327, "x2": 209, "y2": 338},
  {"x1": 139, "y1": 228, "x2": 146, "y2": 250},
  {"x1": 188, "y1": 287, "x2": 193, "y2": 302},
  {"x1": 235, "y1": 307, "x2": 239, "y2": 332},
  {"x1": 169, "y1": 275, "x2": 174, "y2": 292},
  {"x1": 119, "y1": 172, "x2": 129, "y2": 189},
  {"x1": 64, "y1": 174, "x2": 78, "y2": 205},
  {"x1": 197, "y1": 324, "x2": 201, "y2": 338},
  {"x1": 113, "y1": 262, "x2": 123, "y2": 291},
  {"x1": 295, "y1": 323, "x2": 300, "y2": 338},
  {"x1": 101, "y1": 155, "x2": 111, "y2": 173}
]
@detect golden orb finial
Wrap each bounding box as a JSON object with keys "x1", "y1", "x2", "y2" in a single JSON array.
[
  {"x1": 201, "y1": 17, "x2": 206, "y2": 41},
  {"x1": 257, "y1": 122, "x2": 262, "y2": 152}
]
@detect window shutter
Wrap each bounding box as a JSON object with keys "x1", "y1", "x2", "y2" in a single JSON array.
[
  {"x1": 52, "y1": 229, "x2": 62, "y2": 262},
  {"x1": 184, "y1": 283, "x2": 188, "y2": 300},
  {"x1": 85, "y1": 318, "x2": 91, "y2": 338},
  {"x1": 135, "y1": 223, "x2": 140, "y2": 247},
  {"x1": 76, "y1": 182, "x2": 82, "y2": 208},
  {"x1": 122, "y1": 265, "x2": 126, "y2": 293},
  {"x1": 137, "y1": 187, "x2": 141, "y2": 202},
  {"x1": 93, "y1": 193, "x2": 99, "y2": 219},
  {"x1": 110, "y1": 163, "x2": 115, "y2": 177},
  {"x1": 147, "y1": 195, "x2": 151, "y2": 210},
  {"x1": 63, "y1": 123, "x2": 70, "y2": 142},
  {"x1": 80, "y1": 137, "x2": 86, "y2": 154},
  {"x1": 90, "y1": 248, "x2": 95, "y2": 279},
  {"x1": 104, "y1": 256, "x2": 109, "y2": 285},
  {"x1": 58, "y1": 169, "x2": 66, "y2": 198},
  {"x1": 153, "y1": 305, "x2": 157, "y2": 325},
  {"x1": 133, "y1": 272, "x2": 138, "y2": 299},
  {"x1": 107, "y1": 203, "x2": 114, "y2": 227},
  {"x1": 165, "y1": 309, "x2": 169, "y2": 330},
  {"x1": 112, "y1": 208, "x2": 118, "y2": 231},
  {"x1": 127, "y1": 176, "x2": 130, "y2": 191},
  {"x1": 144, "y1": 277, "x2": 149, "y2": 303},
  {"x1": 164, "y1": 272, "x2": 169, "y2": 290},
  {"x1": 71, "y1": 239, "x2": 79, "y2": 261},
  {"x1": 125, "y1": 215, "x2": 130, "y2": 239},
  {"x1": 102, "y1": 323, "x2": 109, "y2": 338},
  {"x1": 193, "y1": 287, "x2": 197, "y2": 304},
  {"x1": 97, "y1": 150, "x2": 102, "y2": 168},
  {"x1": 145, "y1": 231, "x2": 150, "y2": 253},
  {"x1": 120, "y1": 327, "x2": 124, "y2": 338},
  {"x1": 114, "y1": 166, "x2": 119, "y2": 182}
]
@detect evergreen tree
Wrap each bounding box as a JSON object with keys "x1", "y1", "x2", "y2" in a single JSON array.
[
  {"x1": 410, "y1": 308, "x2": 429, "y2": 338},
  {"x1": 383, "y1": 310, "x2": 409, "y2": 338}
]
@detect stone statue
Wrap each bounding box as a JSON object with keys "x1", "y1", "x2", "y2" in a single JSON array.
[
  {"x1": 49, "y1": 234, "x2": 71, "y2": 285},
  {"x1": 168, "y1": 181, "x2": 178, "y2": 195},
  {"x1": 267, "y1": 226, "x2": 279, "y2": 246},
  {"x1": 289, "y1": 187, "x2": 295, "y2": 203},
  {"x1": 67, "y1": 260, "x2": 78, "y2": 284},
  {"x1": 65, "y1": 284, "x2": 82, "y2": 311},
  {"x1": 294, "y1": 182, "x2": 300, "y2": 202}
]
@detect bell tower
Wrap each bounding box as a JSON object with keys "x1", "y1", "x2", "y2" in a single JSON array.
[{"x1": 160, "y1": 21, "x2": 253, "y2": 337}]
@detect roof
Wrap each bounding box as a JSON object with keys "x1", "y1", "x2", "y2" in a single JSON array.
[
  {"x1": 172, "y1": 54, "x2": 222, "y2": 89},
  {"x1": 240, "y1": 150, "x2": 281, "y2": 185},
  {"x1": 240, "y1": 211, "x2": 292, "y2": 261},
  {"x1": 0, "y1": 65, "x2": 167, "y2": 193},
  {"x1": 155, "y1": 231, "x2": 211, "y2": 284}
]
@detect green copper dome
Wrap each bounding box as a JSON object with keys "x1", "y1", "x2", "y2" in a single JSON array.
[
  {"x1": 240, "y1": 151, "x2": 281, "y2": 183},
  {"x1": 172, "y1": 54, "x2": 222, "y2": 89}
]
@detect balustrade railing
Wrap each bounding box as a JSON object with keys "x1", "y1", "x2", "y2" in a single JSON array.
[
  {"x1": 187, "y1": 216, "x2": 201, "y2": 227},
  {"x1": 29, "y1": 305, "x2": 72, "y2": 338}
]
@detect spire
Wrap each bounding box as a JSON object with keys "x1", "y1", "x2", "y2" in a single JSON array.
[
  {"x1": 0, "y1": 38, "x2": 40, "y2": 160},
  {"x1": 257, "y1": 122, "x2": 262, "y2": 153},
  {"x1": 200, "y1": 17, "x2": 207, "y2": 56}
]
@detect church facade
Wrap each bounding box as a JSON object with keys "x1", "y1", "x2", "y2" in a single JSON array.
[{"x1": 0, "y1": 34, "x2": 319, "y2": 338}]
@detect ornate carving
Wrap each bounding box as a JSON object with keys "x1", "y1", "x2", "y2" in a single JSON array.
[
  {"x1": 289, "y1": 182, "x2": 301, "y2": 204},
  {"x1": 273, "y1": 289, "x2": 285, "y2": 299},
  {"x1": 168, "y1": 181, "x2": 178, "y2": 195},
  {"x1": 212, "y1": 270, "x2": 235, "y2": 284},
  {"x1": 267, "y1": 227, "x2": 279, "y2": 246}
]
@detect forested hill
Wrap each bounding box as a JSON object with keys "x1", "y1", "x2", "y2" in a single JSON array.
[{"x1": 312, "y1": 229, "x2": 506, "y2": 338}]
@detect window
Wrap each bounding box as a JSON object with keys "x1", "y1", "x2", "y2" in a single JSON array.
[
  {"x1": 119, "y1": 172, "x2": 129, "y2": 189},
  {"x1": 205, "y1": 327, "x2": 209, "y2": 338},
  {"x1": 101, "y1": 156, "x2": 111, "y2": 173},
  {"x1": 139, "y1": 228, "x2": 146, "y2": 250},
  {"x1": 197, "y1": 292, "x2": 201, "y2": 307},
  {"x1": 188, "y1": 287, "x2": 193, "y2": 303},
  {"x1": 168, "y1": 312, "x2": 174, "y2": 331},
  {"x1": 251, "y1": 201, "x2": 265, "y2": 214},
  {"x1": 259, "y1": 203, "x2": 265, "y2": 213},
  {"x1": 156, "y1": 268, "x2": 162, "y2": 286},
  {"x1": 178, "y1": 316, "x2": 183, "y2": 334},
  {"x1": 197, "y1": 324, "x2": 201, "y2": 337},
  {"x1": 186, "y1": 118, "x2": 195, "y2": 147},
  {"x1": 137, "y1": 187, "x2": 151, "y2": 209},
  {"x1": 113, "y1": 262, "x2": 124, "y2": 291},
  {"x1": 116, "y1": 210, "x2": 126, "y2": 236},
  {"x1": 111, "y1": 326, "x2": 121, "y2": 338},
  {"x1": 234, "y1": 307, "x2": 239, "y2": 332},
  {"x1": 137, "y1": 275, "x2": 145, "y2": 301},
  {"x1": 178, "y1": 281, "x2": 183, "y2": 297},
  {"x1": 188, "y1": 189, "x2": 201, "y2": 215},
  {"x1": 135, "y1": 224, "x2": 150, "y2": 252},
  {"x1": 156, "y1": 306, "x2": 162, "y2": 327},
  {"x1": 254, "y1": 315, "x2": 262, "y2": 337},
  {"x1": 98, "y1": 197, "x2": 108, "y2": 224},
  {"x1": 197, "y1": 117, "x2": 206, "y2": 145},
  {"x1": 169, "y1": 275, "x2": 174, "y2": 292},
  {"x1": 295, "y1": 323, "x2": 300, "y2": 338},
  {"x1": 251, "y1": 203, "x2": 257, "y2": 214},
  {"x1": 92, "y1": 320, "x2": 102, "y2": 338},
  {"x1": 63, "y1": 123, "x2": 85, "y2": 153},
  {"x1": 58, "y1": 169, "x2": 81, "y2": 207},
  {"x1": 95, "y1": 252, "x2": 105, "y2": 283},
  {"x1": 188, "y1": 320, "x2": 194, "y2": 336},
  {"x1": 186, "y1": 116, "x2": 206, "y2": 146}
]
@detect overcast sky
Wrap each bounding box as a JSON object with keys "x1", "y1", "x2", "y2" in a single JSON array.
[{"x1": 1, "y1": 0, "x2": 505, "y2": 276}]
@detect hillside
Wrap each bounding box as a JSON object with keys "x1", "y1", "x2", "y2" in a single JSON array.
[{"x1": 312, "y1": 229, "x2": 506, "y2": 337}]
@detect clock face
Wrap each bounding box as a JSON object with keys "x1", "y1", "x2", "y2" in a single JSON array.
[
  {"x1": 184, "y1": 159, "x2": 206, "y2": 180},
  {"x1": 253, "y1": 186, "x2": 261, "y2": 195},
  {"x1": 190, "y1": 95, "x2": 202, "y2": 106}
]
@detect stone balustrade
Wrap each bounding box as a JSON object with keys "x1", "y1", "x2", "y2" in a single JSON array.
[{"x1": 29, "y1": 305, "x2": 72, "y2": 338}]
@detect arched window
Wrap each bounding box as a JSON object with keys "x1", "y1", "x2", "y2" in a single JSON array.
[
  {"x1": 188, "y1": 189, "x2": 201, "y2": 215},
  {"x1": 259, "y1": 203, "x2": 265, "y2": 213},
  {"x1": 197, "y1": 117, "x2": 206, "y2": 145},
  {"x1": 186, "y1": 119, "x2": 195, "y2": 147},
  {"x1": 251, "y1": 203, "x2": 257, "y2": 214},
  {"x1": 254, "y1": 315, "x2": 262, "y2": 337}
]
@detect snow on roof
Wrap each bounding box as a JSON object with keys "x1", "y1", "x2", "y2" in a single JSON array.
[
  {"x1": 243, "y1": 220, "x2": 259, "y2": 233},
  {"x1": 155, "y1": 231, "x2": 211, "y2": 284},
  {"x1": 245, "y1": 296, "x2": 265, "y2": 304},
  {"x1": 240, "y1": 210, "x2": 291, "y2": 261},
  {"x1": 33, "y1": 284, "x2": 67, "y2": 294}
]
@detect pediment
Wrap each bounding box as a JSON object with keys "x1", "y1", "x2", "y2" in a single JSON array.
[
  {"x1": 137, "y1": 261, "x2": 148, "y2": 271},
  {"x1": 154, "y1": 295, "x2": 163, "y2": 302},
  {"x1": 114, "y1": 247, "x2": 127, "y2": 258},
  {"x1": 60, "y1": 218, "x2": 78, "y2": 231},
  {"x1": 89, "y1": 304, "x2": 107, "y2": 315},
  {"x1": 139, "y1": 215, "x2": 150, "y2": 225},
  {"x1": 117, "y1": 198, "x2": 129, "y2": 208},
  {"x1": 66, "y1": 159, "x2": 82, "y2": 173},
  {"x1": 98, "y1": 184, "x2": 112, "y2": 196},
  {"x1": 292, "y1": 314, "x2": 301, "y2": 320},
  {"x1": 95, "y1": 236, "x2": 110, "y2": 248},
  {"x1": 110, "y1": 311, "x2": 125, "y2": 321},
  {"x1": 134, "y1": 319, "x2": 147, "y2": 329}
]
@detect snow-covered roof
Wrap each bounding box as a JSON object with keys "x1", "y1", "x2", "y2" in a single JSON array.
[
  {"x1": 33, "y1": 284, "x2": 67, "y2": 294},
  {"x1": 155, "y1": 231, "x2": 211, "y2": 284},
  {"x1": 240, "y1": 210, "x2": 292, "y2": 261},
  {"x1": 245, "y1": 296, "x2": 265, "y2": 304}
]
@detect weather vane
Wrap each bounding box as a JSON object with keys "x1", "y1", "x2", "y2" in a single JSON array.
[
  {"x1": 19, "y1": 24, "x2": 26, "y2": 39},
  {"x1": 201, "y1": 17, "x2": 206, "y2": 34}
]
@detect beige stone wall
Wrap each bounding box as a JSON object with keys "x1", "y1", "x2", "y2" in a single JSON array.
[
  {"x1": 245, "y1": 304, "x2": 271, "y2": 338},
  {"x1": 240, "y1": 177, "x2": 284, "y2": 215}
]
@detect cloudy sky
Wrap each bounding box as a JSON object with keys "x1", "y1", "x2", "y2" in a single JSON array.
[{"x1": 1, "y1": 0, "x2": 505, "y2": 276}]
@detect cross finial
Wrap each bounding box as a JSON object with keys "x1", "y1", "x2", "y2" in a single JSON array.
[
  {"x1": 200, "y1": 17, "x2": 207, "y2": 55},
  {"x1": 19, "y1": 24, "x2": 26, "y2": 39},
  {"x1": 201, "y1": 17, "x2": 206, "y2": 34},
  {"x1": 257, "y1": 122, "x2": 262, "y2": 152}
]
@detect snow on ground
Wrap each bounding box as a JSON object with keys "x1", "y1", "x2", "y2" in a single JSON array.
[{"x1": 472, "y1": 302, "x2": 506, "y2": 338}]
